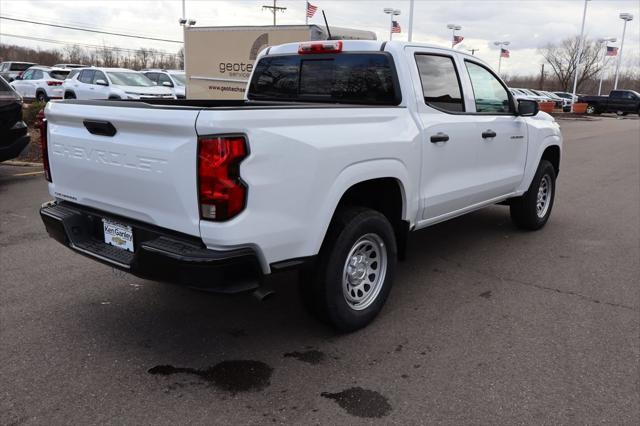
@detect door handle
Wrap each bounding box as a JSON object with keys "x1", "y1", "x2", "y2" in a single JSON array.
[
  {"x1": 482, "y1": 130, "x2": 497, "y2": 139},
  {"x1": 430, "y1": 132, "x2": 450, "y2": 143}
]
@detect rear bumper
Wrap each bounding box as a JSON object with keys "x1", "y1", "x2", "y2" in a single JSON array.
[
  {"x1": 39, "y1": 201, "x2": 263, "y2": 293},
  {"x1": 0, "y1": 133, "x2": 30, "y2": 162}
]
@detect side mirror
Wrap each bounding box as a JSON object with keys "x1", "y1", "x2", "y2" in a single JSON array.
[
  {"x1": 95, "y1": 79, "x2": 108, "y2": 86},
  {"x1": 162, "y1": 81, "x2": 173, "y2": 88},
  {"x1": 517, "y1": 99, "x2": 539, "y2": 116}
]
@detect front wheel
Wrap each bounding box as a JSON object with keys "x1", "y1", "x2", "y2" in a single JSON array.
[
  {"x1": 510, "y1": 160, "x2": 556, "y2": 230},
  {"x1": 299, "y1": 207, "x2": 397, "y2": 332},
  {"x1": 585, "y1": 105, "x2": 599, "y2": 115}
]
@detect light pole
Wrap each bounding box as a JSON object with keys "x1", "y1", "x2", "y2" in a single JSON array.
[
  {"x1": 494, "y1": 41, "x2": 510, "y2": 74},
  {"x1": 447, "y1": 23, "x2": 462, "y2": 48},
  {"x1": 597, "y1": 37, "x2": 617, "y2": 95},
  {"x1": 570, "y1": 0, "x2": 590, "y2": 112},
  {"x1": 384, "y1": 8, "x2": 401, "y2": 41},
  {"x1": 614, "y1": 13, "x2": 634, "y2": 89}
]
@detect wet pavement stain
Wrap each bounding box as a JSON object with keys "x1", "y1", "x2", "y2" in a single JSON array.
[
  {"x1": 479, "y1": 290, "x2": 492, "y2": 299},
  {"x1": 321, "y1": 387, "x2": 392, "y2": 418},
  {"x1": 148, "y1": 360, "x2": 273, "y2": 393},
  {"x1": 283, "y1": 349, "x2": 325, "y2": 365}
]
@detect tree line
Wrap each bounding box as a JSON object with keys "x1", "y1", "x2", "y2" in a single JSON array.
[{"x1": 0, "y1": 43, "x2": 184, "y2": 70}]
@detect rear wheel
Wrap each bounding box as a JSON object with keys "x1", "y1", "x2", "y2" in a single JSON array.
[
  {"x1": 510, "y1": 160, "x2": 556, "y2": 230},
  {"x1": 36, "y1": 91, "x2": 48, "y2": 103},
  {"x1": 616, "y1": 111, "x2": 629, "y2": 116},
  {"x1": 585, "y1": 104, "x2": 599, "y2": 115},
  {"x1": 299, "y1": 207, "x2": 397, "y2": 332}
]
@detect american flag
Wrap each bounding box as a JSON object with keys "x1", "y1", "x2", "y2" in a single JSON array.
[
  {"x1": 392, "y1": 20, "x2": 401, "y2": 33},
  {"x1": 500, "y1": 48, "x2": 510, "y2": 58},
  {"x1": 606, "y1": 46, "x2": 618, "y2": 56},
  {"x1": 306, "y1": 2, "x2": 318, "y2": 18},
  {"x1": 452, "y1": 35, "x2": 464, "y2": 46}
]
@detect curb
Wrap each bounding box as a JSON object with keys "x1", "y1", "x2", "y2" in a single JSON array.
[{"x1": 2, "y1": 160, "x2": 43, "y2": 167}]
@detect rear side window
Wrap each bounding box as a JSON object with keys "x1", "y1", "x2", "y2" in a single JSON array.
[
  {"x1": 415, "y1": 54, "x2": 464, "y2": 112},
  {"x1": 249, "y1": 53, "x2": 400, "y2": 105},
  {"x1": 32, "y1": 70, "x2": 44, "y2": 80},
  {"x1": 79, "y1": 70, "x2": 95, "y2": 84}
]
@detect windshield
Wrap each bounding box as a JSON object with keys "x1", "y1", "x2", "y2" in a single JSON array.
[
  {"x1": 107, "y1": 72, "x2": 154, "y2": 87},
  {"x1": 171, "y1": 73, "x2": 186, "y2": 86}
]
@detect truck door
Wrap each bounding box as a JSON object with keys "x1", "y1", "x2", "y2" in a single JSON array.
[
  {"x1": 406, "y1": 47, "x2": 484, "y2": 223},
  {"x1": 461, "y1": 60, "x2": 528, "y2": 200}
]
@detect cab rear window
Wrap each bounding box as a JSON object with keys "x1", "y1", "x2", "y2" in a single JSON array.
[{"x1": 248, "y1": 53, "x2": 400, "y2": 105}]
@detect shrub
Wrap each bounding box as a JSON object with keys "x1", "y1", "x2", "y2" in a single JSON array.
[{"x1": 23, "y1": 101, "x2": 45, "y2": 127}]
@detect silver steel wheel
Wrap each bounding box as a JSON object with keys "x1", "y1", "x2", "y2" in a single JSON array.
[
  {"x1": 536, "y1": 174, "x2": 552, "y2": 218},
  {"x1": 342, "y1": 233, "x2": 387, "y2": 311},
  {"x1": 586, "y1": 105, "x2": 595, "y2": 114}
]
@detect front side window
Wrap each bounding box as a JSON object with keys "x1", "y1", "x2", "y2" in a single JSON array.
[
  {"x1": 465, "y1": 61, "x2": 512, "y2": 113},
  {"x1": 157, "y1": 73, "x2": 173, "y2": 86},
  {"x1": 92, "y1": 71, "x2": 107, "y2": 84},
  {"x1": 171, "y1": 73, "x2": 186, "y2": 86},
  {"x1": 415, "y1": 54, "x2": 464, "y2": 112},
  {"x1": 21, "y1": 70, "x2": 34, "y2": 80},
  {"x1": 106, "y1": 72, "x2": 154, "y2": 87}
]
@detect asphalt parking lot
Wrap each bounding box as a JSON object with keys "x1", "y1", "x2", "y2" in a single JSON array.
[{"x1": 1, "y1": 116, "x2": 638, "y2": 425}]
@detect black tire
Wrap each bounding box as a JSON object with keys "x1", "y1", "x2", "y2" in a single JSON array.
[
  {"x1": 36, "y1": 91, "x2": 48, "y2": 103},
  {"x1": 299, "y1": 207, "x2": 397, "y2": 332},
  {"x1": 616, "y1": 111, "x2": 628, "y2": 117},
  {"x1": 64, "y1": 91, "x2": 76, "y2": 99},
  {"x1": 510, "y1": 160, "x2": 556, "y2": 230}
]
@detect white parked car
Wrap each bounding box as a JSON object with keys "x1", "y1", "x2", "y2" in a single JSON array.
[
  {"x1": 40, "y1": 40, "x2": 562, "y2": 331},
  {"x1": 142, "y1": 69, "x2": 186, "y2": 99},
  {"x1": 9, "y1": 66, "x2": 70, "y2": 102},
  {"x1": 62, "y1": 67, "x2": 175, "y2": 100}
]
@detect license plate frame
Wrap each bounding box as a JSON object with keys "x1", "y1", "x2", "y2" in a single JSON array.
[{"x1": 102, "y1": 218, "x2": 134, "y2": 253}]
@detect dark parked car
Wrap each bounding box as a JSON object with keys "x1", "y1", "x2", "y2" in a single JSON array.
[
  {"x1": 0, "y1": 76, "x2": 30, "y2": 162},
  {"x1": 579, "y1": 90, "x2": 640, "y2": 115}
]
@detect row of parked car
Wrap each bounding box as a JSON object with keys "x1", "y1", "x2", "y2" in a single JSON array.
[
  {"x1": 0, "y1": 61, "x2": 185, "y2": 102},
  {"x1": 509, "y1": 88, "x2": 576, "y2": 112}
]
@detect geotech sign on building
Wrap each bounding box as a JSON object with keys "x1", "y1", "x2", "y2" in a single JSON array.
[{"x1": 184, "y1": 25, "x2": 376, "y2": 99}]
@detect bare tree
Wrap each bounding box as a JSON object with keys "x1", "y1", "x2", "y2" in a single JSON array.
[{"x1": 539, "y1": 36, "x2": 602, "y2": 92}]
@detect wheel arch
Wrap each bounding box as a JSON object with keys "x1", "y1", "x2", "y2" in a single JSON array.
[{"x1": 310, "y1": 159, "x2": 413, "y2": 260}]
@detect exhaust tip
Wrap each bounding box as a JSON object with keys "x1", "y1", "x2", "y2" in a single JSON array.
[{"x1": 253, "y1": 287, "x2": 276, "y2": 302}]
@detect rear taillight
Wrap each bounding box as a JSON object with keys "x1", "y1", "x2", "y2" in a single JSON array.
[
  {"x1": 37, "y1": 109, "x2": 51, "y2": 182},
  {"x1": 197, "y1": 135, "x2": 248, "y2": 221},
  {"x1": 298, "y1": 40, "x2": 343, "y2": 54},
  {"x1": 46, "y1": 81, "x2": 62, "y2": 86}
]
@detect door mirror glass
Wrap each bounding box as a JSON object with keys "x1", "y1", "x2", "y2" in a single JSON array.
[
  {"x1": 95, "y1": 79, "x2": 108, "y2": 86},
  {"x1": 162, "y1": 81, "x2": 173, "y2": 87},
  {"x1": 517, "y1": 99, "x2": 539, "y2": 116}
]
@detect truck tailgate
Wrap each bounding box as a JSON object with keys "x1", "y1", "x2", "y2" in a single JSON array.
[{"x1": 45, "y1": 102, "x2": 202, "y2": 237}]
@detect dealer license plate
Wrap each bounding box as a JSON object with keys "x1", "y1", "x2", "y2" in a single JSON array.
[{"x1": 103, "y1": 219, "x2": 134, "y2": 252}]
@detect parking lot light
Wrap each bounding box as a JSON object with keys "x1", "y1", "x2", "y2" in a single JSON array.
[{"x1": 614, "y1": 13, "x2": 634, "y2": 90}]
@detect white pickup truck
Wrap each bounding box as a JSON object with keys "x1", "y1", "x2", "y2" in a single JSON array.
[{"x1": 40, "y1": 40, "x2": 562, "y2": 331}]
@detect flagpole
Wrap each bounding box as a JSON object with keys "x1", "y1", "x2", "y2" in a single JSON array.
[
  {"x1": 390, "y1": 13, "x2": 393, "y2": 41},
  {"x1": 570, "y1": 0, "x2": 590, "y2": 112},
  {"x1": 498, "y1": 50, "x2": 503, "y2": 74},
  {"x1": 305, "y1": 1, "x2": 308, "y2": 25},
  {"x1": 407, "y1": 0, "x2": 414, "y2": 42}
]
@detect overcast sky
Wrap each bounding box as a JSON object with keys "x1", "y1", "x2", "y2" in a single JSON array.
[{"x1": 1, "y1": 0, "x2": 638, "y2": 76}]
